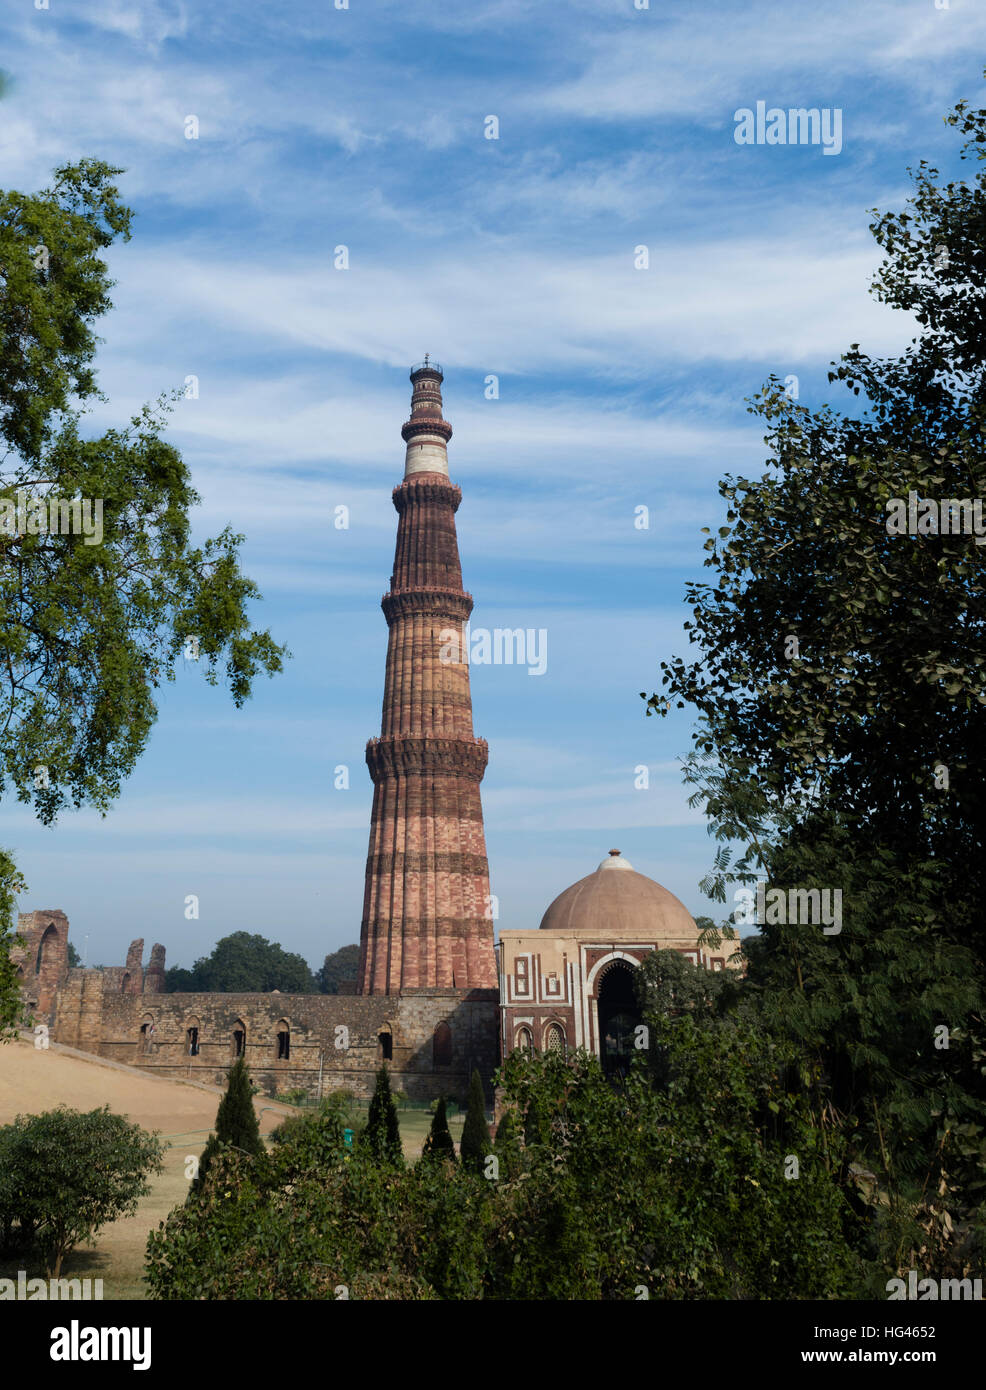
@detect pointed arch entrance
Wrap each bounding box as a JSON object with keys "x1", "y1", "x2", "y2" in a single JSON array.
[{"x1": 595, "y1": 958, "x2": 641, "y2": 1080}]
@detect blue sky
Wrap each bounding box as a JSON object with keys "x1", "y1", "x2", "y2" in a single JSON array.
[{"x1": 1, "y1": 0, "x2": 982, "y2": 972}]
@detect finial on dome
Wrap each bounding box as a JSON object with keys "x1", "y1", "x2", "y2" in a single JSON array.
[{"x1": 599, "y1": 849, "x2": 633, "y2": 870}]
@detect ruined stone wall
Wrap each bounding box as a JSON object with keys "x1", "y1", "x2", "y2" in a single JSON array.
[
  {"x1": 11, "y1": 910, "x2": 70, "y2": 1023},
  {"x1": 53, "y1": 982, "x2": 499, "y2": 1101},
  {"x1": 55, "y1": 969, "x2": 110, "y2": 1052},
  {"x1": 36, "y1": 908, "x2": 499, "y2": 1098},
  {"x1": 144, "y1": 944, "x2": 166, "y2": 994},
  {"x1": 15, "y1": 919, "x2": 167, "y2": 1026}
]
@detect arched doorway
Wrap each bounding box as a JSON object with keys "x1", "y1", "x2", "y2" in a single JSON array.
[
  {"x1": 34, "y1": 923, "x2": 62, "y2": 1015},
  {"x1": 35, "y1": 923, "x2": 58, "y2": 976},
  {"x1": 596, "y1": 960, "x2": 640, "y2": 1080}
]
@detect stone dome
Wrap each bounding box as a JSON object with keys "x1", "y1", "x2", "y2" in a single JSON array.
[{"x1": 538, "y1": 849, "x2": 698, "y2": 938}]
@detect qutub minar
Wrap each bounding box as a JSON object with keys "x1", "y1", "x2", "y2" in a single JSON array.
[
  {"x1": 12, "y1": 362, "x2": 738, "y2": 1100},
  {"x1": 359, "y1": 359, "x2": 497, "y2": 995}
]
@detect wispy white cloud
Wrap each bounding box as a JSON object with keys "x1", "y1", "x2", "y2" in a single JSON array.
[
  {"x1": 92, "y1": 227, "x2": 905, "y2": 412},
  {"x1": 533, "y1": 0, "x2": 986, "y2": 121}
]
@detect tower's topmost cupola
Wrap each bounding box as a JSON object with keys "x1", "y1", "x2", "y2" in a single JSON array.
[
  {"x1": 402, "y1": 356, "x2": 452, "y2": 477},
  {"x1": 409, "y1": 354, "x2": 442, "y2": 381}
]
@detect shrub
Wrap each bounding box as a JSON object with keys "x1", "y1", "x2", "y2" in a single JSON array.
[{"x1": 2, "y1": 1106, "x2": 163, "y2": 1276}]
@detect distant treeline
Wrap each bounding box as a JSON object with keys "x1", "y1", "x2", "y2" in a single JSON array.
[{"x1": 163, "y1": 933, "x2": 359, "y2": 995}]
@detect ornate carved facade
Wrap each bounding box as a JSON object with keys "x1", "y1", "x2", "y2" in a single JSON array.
[{"x1": 497, "y1": 850, "x2": 742, "y2": 1075}]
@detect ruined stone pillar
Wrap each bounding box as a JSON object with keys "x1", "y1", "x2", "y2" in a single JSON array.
[
  {"x1": 144, "y1": 944, "x2": 166, "y2": 994},
  {"x1": 123, "y1": 939, "x2": 144, "y2": 994}
]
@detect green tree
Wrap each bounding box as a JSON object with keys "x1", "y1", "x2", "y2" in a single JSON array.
[
  {"x1": 0, "y1": 160, "x2": 287, "y2": 1016},
  {"x1": 268, "y1": 1095, "x2": 348, "y2": 1181},
  {"x1": 459, "y1": 1069, "x2": 490, "y2": 1176},
  {"x1": 1, "y1": 1105, "x2": 163, "y2": 1276},
  {"x1": 523, "y1": 1091, "x2": 548, "y2": 1149},
  {"x1": 0, "y1": 159, "x2": 131, "y2": 461},
  {"x1": 0, "y1": 851, "x2": 27, "y2": 1036},
  {"x1": 192, "y1": 1056, "x2": 264, "y2": 1196},
  {"x1": 166, "y1": 932, "x2": 316, "y2": 993},
  {"x1": 645, "y1": 85, "x2": 986, "y2": 1269},
  {"x1": 163, "y1": 965, "x2": 196, "y2": 992},
  {"x1": 365, "y1": 1065, "x2": 403, "y2": 1167},
  {"x1": 492, "y1": 1105, "x2": 523, "y2": 1180},
  {"x1": 420, "y1": 1096, "x2": 455, "y2": 1164},
  {"x1": 317, "y1": 944, "x2": 360, "y2": 994},
  {"x1": 146, "y1": 1042, "x2": 862, "y2": 1301}
]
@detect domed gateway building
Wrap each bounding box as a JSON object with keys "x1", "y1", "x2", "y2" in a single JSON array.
[{"x1": 497, "y1": 850, "x2": 742, "y2": 1077}]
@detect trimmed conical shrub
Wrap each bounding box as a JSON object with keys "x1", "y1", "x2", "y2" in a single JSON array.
[
  {"x1": 523, "y1": 1093, "x2": 547, "y2": 1148},
  {"x1": 365, "y1": 1064, "x2": 403, "y2": 1166},
  {"x1": 459, "y1": 1069, "x2": 491, "y2": 1175},
  {"x1": 493, "y1": 1105, "x2": 523, "y2": 1178},
  {"x1": 191, "y1": 1055, "x2": 264, "y2": 1195},
  {"x1": 421, "y1": 1096, "x2": 456, "y2": 1164}
]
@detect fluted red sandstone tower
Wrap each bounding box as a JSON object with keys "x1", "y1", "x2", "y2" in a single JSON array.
[{"x1": 358, "y1": 361, "x2": 497, "y2": 995}]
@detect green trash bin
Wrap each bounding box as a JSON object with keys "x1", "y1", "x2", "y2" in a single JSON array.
[{"x1": 343, "y1": 1128, "x2": 354, "y2": 1150}]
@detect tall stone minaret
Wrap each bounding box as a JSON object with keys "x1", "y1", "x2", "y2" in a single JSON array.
[{"x1": 358, "y1": 361, "x2": 497, "y2": 995}]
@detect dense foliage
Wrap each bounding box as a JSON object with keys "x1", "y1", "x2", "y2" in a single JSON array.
[
  {"x1": 459, "y1": 1069, "x2": 491, "y2": 1175},
  {"x1": 165, "y1": 932, "x2": 316, "y2": 993},
  {"x1": 645, "y1": 88, "x2": 986, "y2": 1277},
  {"x1": 0, "y1": 160, "x2": 285, "y2": 1023},
  {"x1": 191, "y1": 1057, "x2": 265, "y2": 1196},
  {"x1": 145, "y1": 957, "x2": 867, "y2": 1300},
  {"x1": 421, "y1": 1097, "x2": 456, "y2": 1164},
  {"x1": 365, "y1": 1065, "x2": 404, "y2": 1168},
  {"x1": 0, "y1": 850, "x2": 26, "y2": 1036},
  {"x1": 1, "y1": 1105, "x2": 163, "y2": 1276},
  {"x1": 0, "y1": 161, "x2": 286, "y2": 828},
  {"x1": 316, "y1": 944, "x2": 360, "y2": 994}
]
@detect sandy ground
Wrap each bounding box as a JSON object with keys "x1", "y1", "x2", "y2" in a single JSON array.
[
  {"x1": 0, "y1": 1037, "x2": 464, "y2": 1299},
  {"x1": 0, "y1": 1037, "x2": 292, "y2": 1299}
]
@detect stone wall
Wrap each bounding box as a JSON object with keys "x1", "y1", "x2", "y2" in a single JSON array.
[
  {"x1": 54, "y1": 974, "x2": 499, "y2": 1101},
  {"x1": 11, "y1": 910, "x2": 70, "y2": 1023}
]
